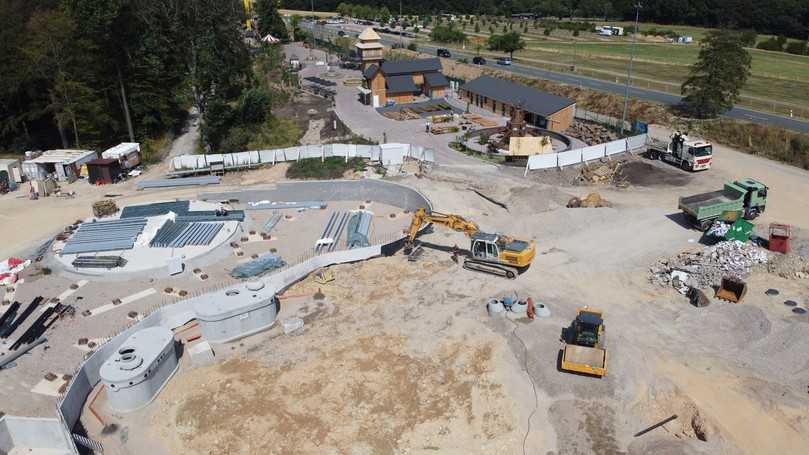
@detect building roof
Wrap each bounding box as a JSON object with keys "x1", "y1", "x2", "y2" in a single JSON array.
[
  {"x1": 363, "y1": 64, "x2": 380, "y2": 79},
  {"x1": 386, "y1": 75, "x2": 419, "y2": 93},
  {"x1": 87, "y1": 158, "x2": 119, "y2": 166},
  {"x1": 358, "y1": 27, "x2": 381, "y2": 41},
  {"x1": 0, "y1": 158, "x2": 20, "y2": 166},
  {"x1": 381, "y1": 58, "x2": 441, "y2": 76},
  {"x1": 26, "y1": 149, "x2": 97, "y2": 165},
  {"x1": 424, "y1": 72, "x2": 449, "y2": 87},
  {"x1": 102, "y1": 142, "x2": 140, "y2": 158},
  {"x1": 460, "y1": 75, "x2": 575, "y2": 117}
]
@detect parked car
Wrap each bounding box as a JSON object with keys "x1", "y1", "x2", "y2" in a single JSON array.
[
  {"x1": 497, "y1": 57, "x2": 512, "y2": 65},
  {"x1": 472, "y1": 56, "x2": 487, "y2": 65},
  {"x1": 437, "y1": 48, "x2": 451, "y2": 58},
  {"x1": 337, "y1": 30, "x2": 346, "y2": 37}
]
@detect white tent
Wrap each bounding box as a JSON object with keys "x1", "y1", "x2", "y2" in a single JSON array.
[{"x1": 261, "y1": 34, "x2": 280, "y2": 44}]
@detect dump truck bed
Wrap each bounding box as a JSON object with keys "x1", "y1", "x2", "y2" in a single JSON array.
[
  {"x1": 561, "y1": 344, "x2": 607, "y2": 377},
  {"x1": 679, "y1": 185, "x2": 743, "y2": 222}
]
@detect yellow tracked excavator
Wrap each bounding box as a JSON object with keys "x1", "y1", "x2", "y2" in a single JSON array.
[{"x1": 405, "y1": 208, "x2": 536, "y2": 279}]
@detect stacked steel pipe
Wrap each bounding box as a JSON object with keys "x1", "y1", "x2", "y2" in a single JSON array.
[
  {"x1": 0, "y1": 296, "x2": 43, "y2": 339},
  {"x1": 10, "y1": 302, "x2": 71, "y2": 351}
]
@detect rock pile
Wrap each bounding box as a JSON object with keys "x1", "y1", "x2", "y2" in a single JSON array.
[{"x1": 650, "y1": 241, "x2": 769, "y2": 289}]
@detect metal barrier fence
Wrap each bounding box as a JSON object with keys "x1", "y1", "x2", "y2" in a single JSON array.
[
  {"x1": 524, "y1": 133, "x2": 648, "y2": 174},
  {"x1": 170, "y1": 143, "x2": 436, "y2": 174}
]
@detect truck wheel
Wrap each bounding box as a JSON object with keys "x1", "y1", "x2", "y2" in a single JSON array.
[
  {"x1": 649, "y1": 150, "x2": 659, "y2": 160},
  {"x1": 681, "y1": 161, "x2": 691, "y2": 172},
  {"x1": 699, "y1": 219, "x2": 713, "y2": 231},
  {"x1": 745, "y1": 208, "x2": 760, "y2": 220}
]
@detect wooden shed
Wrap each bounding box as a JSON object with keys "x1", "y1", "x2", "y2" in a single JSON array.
[{"x1": 86, "y1": 158, "x2": 122, "y2": 185}]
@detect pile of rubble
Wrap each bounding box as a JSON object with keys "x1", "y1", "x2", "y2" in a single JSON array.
[
  {"x1": 580, "y1": 160, "x2": 626, "y2": 186},
  {"x1": 766, "y1": 253, "x2": 809, "y2": 279},
  {"x1": 650, "y1": 241, "x2": 769, "y2": 289},
  {"x1": 567, "y1": 120, "x2": 619, "y2": 145}
]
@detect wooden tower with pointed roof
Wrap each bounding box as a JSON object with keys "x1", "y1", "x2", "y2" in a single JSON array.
[{"x1": 355, "y1": 27, "x2": 384, "y2": 71}]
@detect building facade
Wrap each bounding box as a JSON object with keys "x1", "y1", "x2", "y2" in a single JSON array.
[{"x1": 460, "y1": 75, "x2": 576, "y2": 132}]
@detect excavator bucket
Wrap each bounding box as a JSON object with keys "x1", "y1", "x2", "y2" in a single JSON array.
[{"x1": 715, "y1": 277, "x2": 747, "y2": 303}]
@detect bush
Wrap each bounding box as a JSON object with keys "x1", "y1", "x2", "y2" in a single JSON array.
[
  {"x1": 286, "y1": 157, "x2": 367, "y2": 179},
  {"x1": 756, "y1": 37, "x2": 784, "y2": 51},
  {"x1": 785, "y1": 40, "x2": 808, "y2": 55},
  {"x1": 219, "y1": 126, "x2": 253, "y2": 154},
  {"x1": 573, "y1": 29, "x2": 579, "y2": 37},
  {"x1": 238, "y1": 88, "x2": 273, "y2": 124},
  {"x1": 543, "y1": 27, "x2": 552, "y2": 36}
]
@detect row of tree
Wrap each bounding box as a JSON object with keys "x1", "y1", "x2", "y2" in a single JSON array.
[
  {"x1": 0, "y1": 0, "x2": 256, "y2": 154},
  {"x1": 285, "y1": 0, "x2": 809, "y2": 39},
  {"x1": 336, "y1": 3, "x2": 393, "y2": 23}
]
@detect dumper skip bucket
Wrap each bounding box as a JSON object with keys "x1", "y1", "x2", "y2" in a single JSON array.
[{"x1": 715, "y1": 277, "x2": 748, "y2": 303}]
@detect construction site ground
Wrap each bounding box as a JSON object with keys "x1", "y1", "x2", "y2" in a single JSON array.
[
  {"x1": 50, "y1": 143, "x2": 807, "y2": 454},
  {"x1": 2, "y1": 77, "x2": 809, "y2": 454}
]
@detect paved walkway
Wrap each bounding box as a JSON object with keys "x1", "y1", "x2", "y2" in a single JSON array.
[{"x1": 288, "y1": 43, "x2": 499, "y2": 170}]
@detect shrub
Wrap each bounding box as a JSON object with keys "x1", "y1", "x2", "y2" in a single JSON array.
[
  {"x1": 543, "y1": 28, "x2": 552, "y2": 36},
  {"x1": 757, "y1": 37, "x2": 784, "y2": 51},
  {"x1": 785, "y1": 40, "x2": 808, "y2": 55},
  {"x1": 286, "y1": 157, "x2": 367, "y2": 179},
  {"x1": 407, "y1": 42, "x2": 418, "y2": 51}
]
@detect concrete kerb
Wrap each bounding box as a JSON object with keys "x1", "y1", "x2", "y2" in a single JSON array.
[{"x1": 48, "y1": 179, "x2": 433, "y2": 454}]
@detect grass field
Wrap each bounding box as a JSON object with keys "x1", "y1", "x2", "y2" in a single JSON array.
[
  {"x1": 279, "y1": 9, "x2": 336, "y2": 18},
  {"x1": 422, "y1": 20, "x2": 809, "y2": 117}
]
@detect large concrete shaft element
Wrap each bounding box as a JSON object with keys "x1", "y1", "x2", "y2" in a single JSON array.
[{"x1": 99, "y1": 326, "x2": 178, "y2": 412}]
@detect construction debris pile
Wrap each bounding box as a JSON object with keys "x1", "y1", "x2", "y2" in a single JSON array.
[
  {"x1": 650, "y1": 241, "x2": 769, "y2": 289},
  {"x1": 580, "y1": 160, "x2": 625, "y2": 186},
  {"x1": 567, "y1": 192, "x2": 611, "y2": 208},
  {"x1": 92, "y1": 199, "x2": 118, "y2": 218},
  {"x1": 567, "y1": 120, "x2": 619, "y2": 145}
]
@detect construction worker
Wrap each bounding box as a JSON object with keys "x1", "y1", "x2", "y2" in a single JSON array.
[{"x1": 526, "y1": 297, "x2": 535, "y2": 320}]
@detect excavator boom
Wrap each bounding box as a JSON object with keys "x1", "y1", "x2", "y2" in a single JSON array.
[{"x1": 406, "y1": 208, "x2": 536, "y2": 279}]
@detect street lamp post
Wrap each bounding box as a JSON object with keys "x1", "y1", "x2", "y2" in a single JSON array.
[{"x1": 621, "y1": 3, "x2": 641, "y2": 135}]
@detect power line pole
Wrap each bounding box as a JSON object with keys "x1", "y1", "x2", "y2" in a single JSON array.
[{"x1": 621, "y1": 3, "x2": 641, "y2": 135}]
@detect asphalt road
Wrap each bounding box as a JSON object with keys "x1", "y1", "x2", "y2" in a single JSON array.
[{"x1": 304, "y1": 23, "x2": 809, "y2": 134}]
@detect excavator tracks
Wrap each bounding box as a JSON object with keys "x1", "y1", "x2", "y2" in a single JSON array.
[{"x1": 463, "y1": 259, "x2": 519, "y2": 279}]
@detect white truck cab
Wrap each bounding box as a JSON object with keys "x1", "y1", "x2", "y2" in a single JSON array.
[{"x1": 650, "y1": 131, "x2": 713, "y2": 171}]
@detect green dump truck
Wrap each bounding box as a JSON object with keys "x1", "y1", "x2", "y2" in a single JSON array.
[{"x1": 678, "y1": 178, "x2": 768, "y2": 230}]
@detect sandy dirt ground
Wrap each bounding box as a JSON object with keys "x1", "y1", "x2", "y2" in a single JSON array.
[{"x1": 86, "y1": 146, "x2": 809, "y2": 455}]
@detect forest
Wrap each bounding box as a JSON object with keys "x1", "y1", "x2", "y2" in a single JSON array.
[
  {"x1": 0, "y1": 0, "x2": 253, "y2": 154},
  {"x1": 283, "y1": 0, "x2": 809, "y2": 39}
]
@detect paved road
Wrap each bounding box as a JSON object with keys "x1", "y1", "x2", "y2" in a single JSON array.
[{"x1": 305, "y1": 23, "x2": 809, "y2": 134}]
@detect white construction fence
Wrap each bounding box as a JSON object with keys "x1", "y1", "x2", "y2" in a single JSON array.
[
  {"x1": 524, "y1": 134, "x2": 648, "y2": 175},
  {"x1": 170, "y1": 143, "x2": 435, "y2": 174}
]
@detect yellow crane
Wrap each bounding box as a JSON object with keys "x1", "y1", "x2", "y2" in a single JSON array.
[
  {"x1": 405, "y1": 208, "x2": 536, "y2": 279},
  {"x1": 243, "y1": 0, "x2": 255, "y2": 30}
]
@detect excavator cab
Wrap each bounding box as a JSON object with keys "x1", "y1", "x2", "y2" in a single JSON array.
[{"x1": 471, "y1": 233, "x2": 500, "y2": 260}]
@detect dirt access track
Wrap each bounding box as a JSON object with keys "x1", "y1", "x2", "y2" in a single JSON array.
[{"x1": 116, "y1": 135, "x2": 809, "y2": 455}]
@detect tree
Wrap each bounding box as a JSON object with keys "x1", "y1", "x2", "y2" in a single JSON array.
[
  {"x1": 379, "y1": 6, "x2": 391, "y2": 24},
  {"x1": 23, "y1": 9, "x2": 103, "y2": 148},
  {"x1": 256, "y1": 0, "x2": 289, "y2": 41},
  {"x1": 681, "y1": 30, "x2": 752, "y2": 118},
  {"x1": 430, "y1": 24, "x2": 466, "y2": 43},
  {"x1": 488, "y1": 31, "x2": 525, "y2": 58}
]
